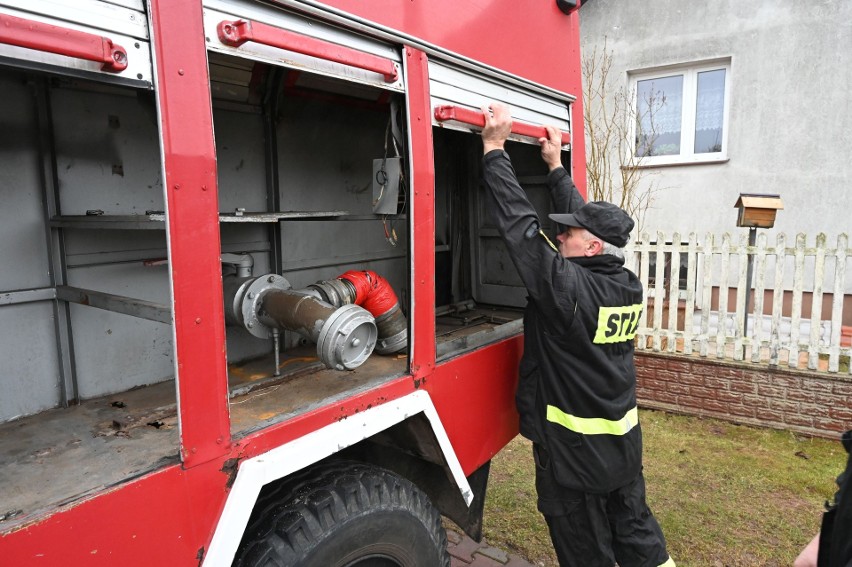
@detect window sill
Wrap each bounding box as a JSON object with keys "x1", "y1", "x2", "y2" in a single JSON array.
[{"x1": 623, "y1": 156, "x2": 730, "y2": 170}]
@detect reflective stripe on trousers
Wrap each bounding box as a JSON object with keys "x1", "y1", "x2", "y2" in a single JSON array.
[{"x1": 546, "y1": 405, "x2": 638, "y2": 435}]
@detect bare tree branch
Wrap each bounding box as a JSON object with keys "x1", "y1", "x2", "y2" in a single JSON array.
[{"x1": 582, "y1": 39, "x2": 668, "y2": 235}]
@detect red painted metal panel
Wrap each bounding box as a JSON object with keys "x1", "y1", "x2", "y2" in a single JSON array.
[
  {"x1": 434, "y1": 104, "x2": 571, "y2": 146},
  {"x1": 428, "y1": 337, "x2": 523, "y2": 474},
  {"x1": 0, "y1": 13, "x2": 128, "y2": 71},
  {"x1": 563, "y1": 12, "x2": 588, "y2": 196},
  {"x1": 307, "y1": 0, "x2": 579, "y2": 93},
  {"x1": 148, "y1": 0, "x2": 231, "y2": 466},
  {"x1": 0, "y1": 463, "x2": 229, "y2": 566},
  {"x1": 217, "y1": 18, "x2": 399, "y2": 82},
  {"x1": 406, "y1": 46, "x2": 437, "y2": 381}
]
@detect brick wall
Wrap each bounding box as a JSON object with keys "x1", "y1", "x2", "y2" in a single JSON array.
[{"x1": 635, "y1": 351, "x2": 852, "y2": 438}]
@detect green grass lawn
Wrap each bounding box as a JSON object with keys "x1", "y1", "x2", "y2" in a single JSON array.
[{"x1": 480, "y1": 410, "x2": 845, "y2": 567}]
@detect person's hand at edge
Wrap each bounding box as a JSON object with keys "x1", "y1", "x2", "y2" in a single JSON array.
[{"x1": 793, "y1": 532, "x2": 819, "y2": 567}]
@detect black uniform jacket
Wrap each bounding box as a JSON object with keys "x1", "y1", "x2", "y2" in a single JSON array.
[{"x1": 483, "y1": 150, "x2": 644, "y2": 494}]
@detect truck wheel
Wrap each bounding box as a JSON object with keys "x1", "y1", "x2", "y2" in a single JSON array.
[{"x1": 233, "y1": 461, "x2": 451, "y2": 567}]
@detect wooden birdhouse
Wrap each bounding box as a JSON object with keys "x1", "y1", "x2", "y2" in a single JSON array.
[{"x1": 734, "y1": 193, "x2": 784, "y2": 229}]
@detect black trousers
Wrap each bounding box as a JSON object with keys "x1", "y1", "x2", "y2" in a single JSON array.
[{"x1": 533, "y1": 443, "x2": 673, "y2": 567}]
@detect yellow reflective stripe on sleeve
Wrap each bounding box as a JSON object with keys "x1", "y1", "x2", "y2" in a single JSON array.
[
  {"x1": 546, "y1": 405, "x2": 639, "y2": 435},
  {"x1": 593, "y1": 303, "x2": 643, "y2": 344},
  {"x1": 539, "y1": 229, "x2": 558, "y2": 252},
  {"x1": 658, "y1": 557, "x2": 676, "y2": 567}
]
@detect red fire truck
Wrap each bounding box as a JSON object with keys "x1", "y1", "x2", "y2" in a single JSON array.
[{"x1": 0, "y1": 0, "x2": 586, "y2": 564}]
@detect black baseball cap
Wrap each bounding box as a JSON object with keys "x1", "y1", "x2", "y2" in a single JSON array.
[{"x1": 548, "y1": 201, "x2": 634, "y2": 248}]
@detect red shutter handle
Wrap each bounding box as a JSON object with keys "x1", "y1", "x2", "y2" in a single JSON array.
[
  {"x1": 0, "y1": 13, "x2": 128, "y2": 72},
  {"x1": 217, "y1": 19, "x2": 399, "y2": 83},
  {"x1": 434, "y1": 105, "x2": 571, "y2": 146}
]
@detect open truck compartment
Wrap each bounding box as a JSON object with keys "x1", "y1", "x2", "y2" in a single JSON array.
[{"x1": 0, "y1": 0, "x2": 573, "y2": 533}]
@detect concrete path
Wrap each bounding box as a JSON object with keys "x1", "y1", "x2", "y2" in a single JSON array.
[{"x1": 446, "y1": 526, "x2": 540, "y2": 567}]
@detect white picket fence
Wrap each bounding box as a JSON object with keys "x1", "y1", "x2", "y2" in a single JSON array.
[{"x1": 624, "y1": 232, "x2": 852, "y2": 374}]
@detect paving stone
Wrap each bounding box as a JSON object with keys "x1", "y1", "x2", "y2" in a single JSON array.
[
  {"x1": 467, "y1": 555, "x2": 504, "y2": 567},
  {"x1": 446, "y1": 526, "x2": 537, "y2": 567},
  {"x1": 447, "y1": 534, "x2": 478, "y2": 563},
  {"x1": 476, "y1": 545, "x2": 509, "y2": 563}
]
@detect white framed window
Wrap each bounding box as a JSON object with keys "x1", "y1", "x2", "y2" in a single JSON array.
[{"x1": 630, "y1": 59, "x2": 731, "y2": 166}]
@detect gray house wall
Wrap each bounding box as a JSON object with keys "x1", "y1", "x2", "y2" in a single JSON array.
[{"x1": 579, "y1": 0, "x2": 852, "y2": 239}]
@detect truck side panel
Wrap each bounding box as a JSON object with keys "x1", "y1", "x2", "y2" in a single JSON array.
[{"x1": 0, "y1": 0, "x2": 585, "y2": 561}]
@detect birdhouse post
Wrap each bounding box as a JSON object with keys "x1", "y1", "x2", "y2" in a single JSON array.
[{"x1": 734, "y1": 193, "x2": 784, "y2": 357}]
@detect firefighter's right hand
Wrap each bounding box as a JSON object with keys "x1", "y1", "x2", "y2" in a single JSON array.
[
  {"x1": 481, "y1": 102, "x2": 512, "y2": 154},
  {"x1": 539, "y1": 125, "x2": 563, "y2": 171}
]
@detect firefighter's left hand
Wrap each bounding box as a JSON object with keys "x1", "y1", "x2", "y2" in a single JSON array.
[
  {"x1": 539, "y1": 125, "x2": 563, "y2": 171},
  {"x1": 481, "y1": 102, "x2": 512, "y2": 154}
]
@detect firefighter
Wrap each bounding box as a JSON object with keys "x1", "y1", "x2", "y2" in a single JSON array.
[
  {"x1": 794, "y1": 429, "x2": 852, "y2": 567},
  {"x1": 479, "y1": 102, "x2": 674, "y2": 567}
]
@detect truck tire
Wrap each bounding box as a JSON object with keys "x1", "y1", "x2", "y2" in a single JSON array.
[{"x1": 233, "y1": 461, "x2": 451, "y2": 567}]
